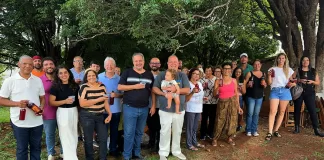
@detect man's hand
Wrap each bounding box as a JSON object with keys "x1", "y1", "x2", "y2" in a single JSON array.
[
  {"x1": 149, "y1": 107, "x2": 156, "y2": 116},
  {"x1": 166, "y1": 85, "x2": 176, "y2": 93},
  {"x1": 17, "y1": 100, "x2": 29, "y2": 108}
]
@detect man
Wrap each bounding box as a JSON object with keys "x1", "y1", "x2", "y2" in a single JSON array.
[
  {"x1": 146, "y1": 57, "x2": 161, "y2": 152},
  {"x1": 0, "y1": 55, "x2": 45, "y2": 160},
  {"x1": 118, "y1": 53, "x2": 155, "y2": 160},
  {"x1": 231, "y1": 60, "x2": 237, "y2": 70},
  {"x1": 70, "y1": 56, "x2": 85, "y2": 84},
  {"x1": 239, "y1": 53, "x2": 253, "y2": 76},
  {"x1": 89, "y1": 60, "x2": 101, "y2": 73},
  {"x1": 115, "y1": 67, "x2": 121, "y2": 76},
  {"x1": 39, "y1": 57, "x2": 63, "y2": 160},
  {"x1": 32, "y1": 55, "x2": 45, "y2": 77},
  {"x1": 178, "y1": 60, "x2": 183, "y2": 71},
  {"x1": 98, "y1": 57, "x2": 123, "y2": 157},
  {"x1": 153, "y1": 55, "x2": 190, "y2": 160}
]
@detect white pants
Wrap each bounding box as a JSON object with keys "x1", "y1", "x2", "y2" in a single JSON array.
[
  {"x1": 159, "y1": 110, "x2": 185, "y2": 156},
  {"x1": 57, "y1": 107, "x2": 78, "y2": 160}
]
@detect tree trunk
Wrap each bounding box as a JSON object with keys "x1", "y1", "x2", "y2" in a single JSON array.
[{"x1": 316, "y1": 0, "x2": 324, "y2": 92}]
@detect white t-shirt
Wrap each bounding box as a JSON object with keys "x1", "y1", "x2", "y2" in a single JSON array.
[
  {"x1": 186, "y1": 82, "x2": 204, "y2": 113},
  {"x1": 0, "y1": 73, "x2": 45, "y2": 127},
  {"x1": 269, "y1": 67, "x2": 294, "y2": 88}
]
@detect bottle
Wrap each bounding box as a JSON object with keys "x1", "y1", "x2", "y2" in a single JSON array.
[
  {"x1": 19, "y1": 109, "x2": 26, "y2": 120},
  {"x1": 219, "y1": 79, "x2": 223, "y2": 87},
  {"x1": 248, "y1": 76, "x2": 254, "y2": 87},
  {"x1": 109, "y1": 91, "x2": 115, "y2": 105},
  {"x1": 27, "y1": 102, "x2": 42, "y2": 115},
  {"x1": 195, "y1": 83, "x2": 200, "y2": 92}
]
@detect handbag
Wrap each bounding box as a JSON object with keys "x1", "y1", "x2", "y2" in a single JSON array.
[{"x1": 290, "y1": 68, "x2": 303, "y2": 100}]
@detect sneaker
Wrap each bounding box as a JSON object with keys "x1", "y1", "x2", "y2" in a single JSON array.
[
  {"x1": 132, "y1": 154, "x2": 145, "y2": 160},
  {"x1": 206, "y1": 135, "x2": 214, "y2": 139},
  {"x1": 93, "y1": 140, "x2": 99, "y2": 148},
  {"x1": 200, "y1": 136, "x2": 206, "y2": 140},
  {"x1": 253, "y1": 132, "x2": 259, "y2": 137},
  {"x1": 173, "y1": 153, "x2": 186, "y2": 160},
  {"x1": 160, "y1": 155, "x2": 168, "y2": 160},
  {"x1": 236, "y1": 126, "x2": 242, "y2": 131},
  {"x1": 246, "y1": 132, "x2": 252, "y2": 136},
  {"x1": 48, "y1": 155, "x2": 54, "y2": 160}
]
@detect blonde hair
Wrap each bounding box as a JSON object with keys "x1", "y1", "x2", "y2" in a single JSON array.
[
  {"x1": 273, "y1": 52, "x2": 289, "y2": 78},
  {"x1": 166, "y1": 69, "x2": 177, "y2": 79}
]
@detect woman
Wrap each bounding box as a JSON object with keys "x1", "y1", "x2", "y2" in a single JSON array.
[
  {"x1": 49, "y1": 65, "x2": 80, "y2": 160},
  {"x1": 79, "y1": 69, "x2": 112, "y2": 160},
  {"x1": 265, "y1": 53, "x2": 295, "y2": 141},
  {"x1": 199, "y1": 66, "x2": 217, "y2": 140},
  {"x1": 232, "y1": 67, "x2": 244, "y2": 131},
  {"x1": 244, "y1": 60, "x2": 266, "y2": 137},
  {"x1": 214, "y1": 66, "x2": 222, "y2": 79},
  {"x1": 185, "y1": 68, "x2": 205, "y2": 150},
  {"x1": 212, "y1": 63, "x2": 243, "y2": 146},
  {"x1": 292, "y1": 56, "x2": 324, "y2": 136}
]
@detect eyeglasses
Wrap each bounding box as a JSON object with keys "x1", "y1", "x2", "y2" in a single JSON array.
[
  {"x1": 192, "y1": 72, "x2": 200, "y2": 75},
  {"x1": 74, "y1": 60, "x2": 84, "y2": 63}
]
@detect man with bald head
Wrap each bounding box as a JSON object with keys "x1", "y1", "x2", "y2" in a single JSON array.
[
  {"x1": 70, "y1": 56, "x2": 85, "y2": 84},
  {"x1": 0, "y1": 55, "x2": 45, "y2": 160},
  {"x1": 153, "y1": 55, "x2": 190, "y2": 160}
]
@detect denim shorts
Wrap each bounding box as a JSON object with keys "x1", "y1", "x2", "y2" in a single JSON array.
[{"x1": 269, "y1": 87, "x2": 292, "y2": 101}]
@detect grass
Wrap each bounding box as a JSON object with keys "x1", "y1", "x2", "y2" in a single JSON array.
[{"x1": 0, "y1": 107, "x2": 10, "y2": 123}]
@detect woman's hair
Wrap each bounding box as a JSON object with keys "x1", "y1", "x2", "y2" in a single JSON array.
[
  {"x1": 222, "y1": 63, "x2": 232, "y2": 69},
  {"x1": 52, "y1": 65, "x2": 79, "y2": 92},
  {"x1": 253, "y1": 59, "x2": 262, "y2": 65},
  {"x1": 273, "y1": 52, "x2": 290, "y2": 78},
  {"x1": 299, "y1": 56, "x2": 311, "y2": 69},
  {"x1": 232, "y1": 67, "x2": 244, "y2": 83},
  {"x1": 82, "y1": 68, "x2": 99, "y2": 84},
  {"x1": 166, "y1": 69, "x2": 177, "y2": 79},
  {"x1": 188, "y1": 68, "x2": 200, "y2": 80}
]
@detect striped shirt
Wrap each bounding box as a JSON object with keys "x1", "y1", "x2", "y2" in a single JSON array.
[{"x1": 79, "y1": 83, "x2": 107, "y2": 113}]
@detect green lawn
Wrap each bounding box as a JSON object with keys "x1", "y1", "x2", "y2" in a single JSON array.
[{"x1": 0, "y1": 107, "x2": 10, "y2": 123}]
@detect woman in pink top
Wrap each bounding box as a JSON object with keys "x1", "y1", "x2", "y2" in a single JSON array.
[{"x1": 212, "y1": 63, "x2": 243, "y2": 146}]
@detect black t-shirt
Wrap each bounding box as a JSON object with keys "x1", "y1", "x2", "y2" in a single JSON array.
[
  {"x1": 50, "y1": 84, "x2": 80, "y2": 108},
  {"x1": 299, "y1": 68, "x2": 316, "y2": 94},
  {"x1": 246, "y1": 72, "x2": 264, "y2": 99},
  {"x1": 118, "y1": 68, "x2": 154, "y2": 108}
]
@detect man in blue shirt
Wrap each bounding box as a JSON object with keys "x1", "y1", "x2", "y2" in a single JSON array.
[
  {"x1": 98, "y1": 57, "x2": 123, "y2": 157},
  {"x1": 70, "y1": 56, "x2": 85, "y2": 84}
]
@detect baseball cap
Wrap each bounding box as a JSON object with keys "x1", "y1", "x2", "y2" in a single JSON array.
[
  {"x1": 240, "y1": 53, "x2": 248, "y2": 58},
  {"x1": 32, "y1": 55, "x2": 42, "y2": 60}
]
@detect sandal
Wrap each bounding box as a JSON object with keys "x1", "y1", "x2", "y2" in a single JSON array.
[
  {"x1": 212, "y1": 140, "x2": 217, "y2": 147},
  {"x1": 265, "y1": 133, "x2": 272, "y2": 141},
  {"x1": 196, "y1": 143, "x2": 205, "y2": 148},
  {"x1": 273, "y1": 131, "x2": 282, "y2": 138},
  {"x1": 188, "y1": 146, "x2": 198, "y2": 151},
  {"x1": 227, "y1": 138, "x2": 235, "y2": 146}
]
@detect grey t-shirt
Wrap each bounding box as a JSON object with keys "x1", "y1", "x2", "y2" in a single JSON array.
[{"x1": 153, "y1": 71, "x2": 190, "y2": 112}]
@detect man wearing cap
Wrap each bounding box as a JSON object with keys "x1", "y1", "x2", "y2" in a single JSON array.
[
  {"x1": 238, "y1": 53, "x2": 253, "y2": 76},
  {"x1": 32, "y1": 55, "x2": 45, "y2": 77}
]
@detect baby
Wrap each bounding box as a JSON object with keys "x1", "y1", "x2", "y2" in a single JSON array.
[{"x1": 161, "y1": 69, "x2": 181, "y2": 114}]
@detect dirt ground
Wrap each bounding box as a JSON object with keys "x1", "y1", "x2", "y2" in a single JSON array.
[{"x1": 1, "y1": 117, "x2": 324, "y2": 160}]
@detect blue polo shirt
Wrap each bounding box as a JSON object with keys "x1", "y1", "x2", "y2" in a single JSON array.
[
  {"x1": 70, "y1": 68, "x2": 85, "y2": 80},
  {"x1": 98, "y1": 72, "x2": 122, "y2": 113}
]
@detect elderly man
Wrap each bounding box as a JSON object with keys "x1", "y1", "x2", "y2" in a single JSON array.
[
  {"x1": 70, "y1": 56, "x2": 85, "y2": 84},
  {"x1": 0, "y1": 55, "x2": 45, "y2": 160},
  {"x1": 98, "y1": 57, "x2": 123, "y2": 157},
  {"x1": 153, "y1": 55, "x2": 190, "y2": 160},
  {"x1": 32, "y1": 55, "x2": 45, "y2": 77},
  {"x1": 118, "y1": 53, "x2": 155, "y2": 160}
]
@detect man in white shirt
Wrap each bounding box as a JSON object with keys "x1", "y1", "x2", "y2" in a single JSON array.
[{"x1": 0, "y1": 55, "x2": 45, "y2": 160}]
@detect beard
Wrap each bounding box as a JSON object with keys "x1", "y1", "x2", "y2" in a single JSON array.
[
  {"x1": 45, "y1": 68, "x2": 54, "y2": 74},
  {"x1": 151, "y1": 67, "x2": 159, "y2": 72},
  {"x1": 34, "y1": 64, "x2": 41, "y2": 70}
]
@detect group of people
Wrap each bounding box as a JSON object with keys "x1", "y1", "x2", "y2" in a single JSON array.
[{"x1": 0, "y1": 51, "x2": 324, "y2": 160}]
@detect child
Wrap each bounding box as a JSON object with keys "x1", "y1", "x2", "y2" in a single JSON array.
[{"x1": 161, "y1": 69, "x2": 181, "y2": 114}]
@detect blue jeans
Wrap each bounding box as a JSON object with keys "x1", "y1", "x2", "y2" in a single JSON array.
[
  {"x1": 43, "y1": 119, "x2": 63, "y2": 156},
  {"x1": 123, "y1": 104, "x2": 148, "y2": 159},
  {"x1": 11, "y1": 122, "x2": 43, "y2": 160},
  {"x1": 104, "y1": 112, "x2": 121, "y2": 153},
  {"x1": 246, "y1": 97, "x2": 263, "y2": 133},
  {"x1": 79, "y1": 110, "x2": 108, "y2": 160},
  {"x1": 269, "y1": 87, "x2": 292, "y2": 100}
]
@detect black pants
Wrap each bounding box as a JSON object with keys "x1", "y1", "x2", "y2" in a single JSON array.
[
  {"x1": 200, "y1": 104, "x2": 217, "y2": 138},
  {"x1": 80, "y1": 110, "x2": 108, "y2": 160},
  {"x1": 293, "y1": 92, "x2": 318, "y2": 128},
  {"x1": 147, "y1": 108, "x2": 161, "y2": 146}
]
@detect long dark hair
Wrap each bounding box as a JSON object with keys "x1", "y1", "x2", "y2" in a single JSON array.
[
  {"x1": 232, "y1": 67, "x2": 244, "y2": 83},
  {"x1": 299, "y1": 56, "x2": 311, "y2": 69},
  {"x1": 52, "y1": 65, "x2": 79, "y2": 92}
]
